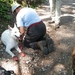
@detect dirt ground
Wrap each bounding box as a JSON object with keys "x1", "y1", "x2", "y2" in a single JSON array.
[{"x1": 0, "y1": 0, "x2": 75, "y2": 75}]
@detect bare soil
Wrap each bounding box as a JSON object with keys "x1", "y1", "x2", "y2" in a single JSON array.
[{"x1": 0, "y1": 0, "x2": 75, "y2": 75}]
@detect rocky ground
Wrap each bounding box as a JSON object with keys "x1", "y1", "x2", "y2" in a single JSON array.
[{"x1": 0, "y1": 0, "x2": 75, "y2": 75}]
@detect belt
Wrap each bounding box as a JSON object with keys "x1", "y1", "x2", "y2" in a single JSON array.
[{"x1": 28, "y1": 21, "x2": 42, "y2": 29}]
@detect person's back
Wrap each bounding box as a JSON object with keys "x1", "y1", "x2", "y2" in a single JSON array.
[
  {"x1": 11, "y1": 2, "x2": 54, "y2": 55},
  {"x1": 16, "y1": 7, "x2": 41, "y2": 28}
]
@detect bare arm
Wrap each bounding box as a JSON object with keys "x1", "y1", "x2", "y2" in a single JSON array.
[{"x1": 19, "y1": 26, "x2": 25, "y2": 40}]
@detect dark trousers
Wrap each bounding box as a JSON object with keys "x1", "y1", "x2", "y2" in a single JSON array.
[{"x1": 24, "y1": 21, "x2": 46, "y2": 49}]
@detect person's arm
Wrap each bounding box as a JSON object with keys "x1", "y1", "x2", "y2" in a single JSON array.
[
  {"x1": 19, "y1": 26, "x2": 25, "y2": 41},
  {"x1": 18, "y1": 26, "x2": 25, "y2": 50}
]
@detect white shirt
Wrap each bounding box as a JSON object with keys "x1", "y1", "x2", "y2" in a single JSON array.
[{"x1": 16, "y1": 7, "x2": 41, "y2": 28}]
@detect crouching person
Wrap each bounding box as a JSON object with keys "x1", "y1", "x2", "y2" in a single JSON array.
[{"x1": 11, "y1": 2, "x2": 54, "y2": 55}]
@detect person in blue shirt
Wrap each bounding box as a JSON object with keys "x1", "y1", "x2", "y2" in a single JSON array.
[{"x1": 11, "y1": 2, "x2": 53, "y2": 55}]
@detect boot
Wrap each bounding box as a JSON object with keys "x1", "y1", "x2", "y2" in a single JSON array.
[
  {"x1": 37, "y1": 40, "x2": 49, "y2": 55},
  {"x1": 29, "y1": 42, "x2": 39, "y2": 50},
  {"x1": 45, "y1": 37, "x2": 54, "y2": 53}
]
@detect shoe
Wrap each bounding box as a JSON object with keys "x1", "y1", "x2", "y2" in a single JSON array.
[
  {"x1": 42, "y1": 46, "x2": 49, "y2": 55},
  {"x1": 37, "y1": 40, "x2": 49, "y2": 55},
  {"x1": 45, "y1": 37, "x2": 54, "y2": 53},
  {"x1": 47, "y1": 43, "x2": 54, "y2": 53},
  {"x1": 46, "y1": 37, "x2": 53, "y2": 44}
]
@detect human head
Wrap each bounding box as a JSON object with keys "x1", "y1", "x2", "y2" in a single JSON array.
[{"x1": 11, "y1": 2, "x2": 21, "y2": 14}]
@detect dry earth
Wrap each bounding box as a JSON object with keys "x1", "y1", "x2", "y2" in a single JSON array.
[{"x1": 0, "y1": 0, "x2": 75, "y2": 75}]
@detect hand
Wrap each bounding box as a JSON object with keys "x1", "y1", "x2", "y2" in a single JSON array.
[{"x1": 18, "y1": 37, "x2": 22, "y2": 42}]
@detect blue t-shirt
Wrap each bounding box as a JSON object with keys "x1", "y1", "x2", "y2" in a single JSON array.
[{"x1": 16, "y1": 7, "x2": 41, "y2": 28}]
